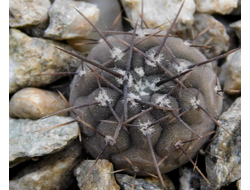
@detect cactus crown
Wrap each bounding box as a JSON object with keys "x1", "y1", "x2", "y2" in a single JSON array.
[{"x1": 69, "y1": 27, "x2": 223, "y2": 177}]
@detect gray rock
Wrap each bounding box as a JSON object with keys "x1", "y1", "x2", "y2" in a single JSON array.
[
  {"x1": 9, "y1": 29, "x2": 81, "y2": 94},
  {"x1": 67, "y1": 0, "x2": 124, "y2": 52},
  {"x1": 219, "y1": 50, "x2": 241, "y2": 95},
  {"x1": 182, "y1": 13, "x2": 230, "y2": 58},
  {"x1": 201, "y1": 97, "x2": 241, "y2": 189},
  {"x1": 9, "y1": 116, "x2": 78, "y2": 167},
  {"x1": 230, "y1": 20, "x2": 241, "y2": 40},
  {"x1": 9, "y1": 141, "x2": 82, "y2": 190},
  {"x1": 195, "y1": 0, "x2": 238, "y2": 15},
  {"x1": 231, "y1": 0, "x2": 241, "y2": 15},
  {"x1": 73, "y1": 159, "x2": 120, "y2": 190},
  {"x1": 179, "y1": 167, "x2": 200, "y2": 190},
  {"x1": 236, "y1": 179, "x2": 241, "y2": 190},
  {"x1": 21, "y1": 20, "x2": 49, "y2": 38},
  {"x1": 115, "y1": 173, "x2": 175, "y2": 190},
  {"x1": 221, "y1": 93, "x2": 237, "y2": 113},
  {"x1": 120, "y1": 0, "x2": 196, "y2": 31},
  {"x1": 44, "y1": 0, "x2": 100, "y2": 40},
  {"x1": 10, "y1": 3, "x2": 50, "y2": 38},
  {"x1": 9, "y1": 0, "x2": 51, "y2": 27},
  {"x1": 9, "y1": 87, "x2": 69, "y2": 119}
]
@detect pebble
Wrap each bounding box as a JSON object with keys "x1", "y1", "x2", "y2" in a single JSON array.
[
  {"x1": 9, "y1": 29, "x2": 81, "y2": 94},
  {"x1": 120, "y1": 0, "x2": 196, "y2": 31},
  {"x1": 231, "y1": 0, "x2": 241, "y2": 15},
  {"x1": 115, "y1": 173, "x2": 175, "y2": 190},
  {"x1": 195, "y1": 0, "x2": 238, "y2": 15},
  {"x1": 67, "y1": 0, "x2": 124, "y2": 52},
  {"x1": 21, "y1": 20, "x2": 49, "y2": 38},
  {"x1": 230, "y1": 20, "x2": 241, "y2": 40},
  {"x1": 221, "y1": 93, "x2": 237, "y2": 113},
  {"x1": 73, "y1": 159, "x2": 120, "y2": 190},
  {"x1": 9, "y1": 116, "x2": 78, "y2": 168},
  {"x1": 10, "y1": 141, "x2": 82, "y2": 190},
  {"x1": 179, "y1": 167, "x2": 200, "y2": 190},
  {"x1": 44, "y1": 0, "x2": 100, "y2": 40},
  {"x1": 219, "y1": 50, "x2": 241, "y2": 95},
  {"x1": 9, "y1": 87, "x2": 68, "y2": 119},
  {"x1": 9, "y1": 0, "x2": 51, "y2": 27},
  {"x1": 236, "y1": 179, "x2": 241, "y2": 190},
  {"x1": 182, "y1": 13, "x2": 229, "y2": 58},
  {"x1": 201, "y1": 97, "x2": 241, "y2": 189}
]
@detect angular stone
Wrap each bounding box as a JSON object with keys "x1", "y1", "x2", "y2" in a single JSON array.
[
  {"x1": 195, "y1": 0, "x2": 238, "y2": 15},
  {"x1": 221, "y1": 93, "x2": 237, "y2": 113},
  {"x1": 44, "y1": 0, "x2": 99, "y2": 40},
  {"x1": 9, "y1": 0, "x2": 51, "y2": 27},
  {"x1": 201, "y1": 98, "x2": 241, "y2": 189},
  {"x1": 21, "y1": 20, "x2": 50, "y2": 38},
  {"x1": 115, "y1": 173, "x2": 175, "y2": 190},
  {"x1": 120, "y1": 0, "x2": 196, "y2": 31},
  {"x1": 9, "y1": 116, "x2": 78, "y2": 167},
  {"x1": 9, "y1": 141, "x2": 82, "y2": 190},
  {"x1": 179, "y1": 167, "x2": 200, "y2": 190},
  {"x1": 231, "y1": 0, "x2": 241, "y2": 15},
  {"x1": 230, "y1": 20, "x2": 241, "y2": 40},
  {"x1": 9, "y1": 29, "x2": 81, "y2": 94},
  {"x1": 73, "y1": 159, "x2": 120, "y2": 190},
  {"x1": 182, "y1": 13, "x2": 229, "y2": 58},
  {"x1": 9, "y1": 87, "x2": 69, "y2": 119},
  {"x1": 219, "y1": 50, "x2": 241, "y2": 95},
  {"x1": 67, "y1": 0, "x2": 123, "y2": 52},
  {"x1": 236, "y1": 179, "x2": 241, "y2": 190},
  {"x1": 144, "y1": 175, "x2": 175, "y2": 190}
]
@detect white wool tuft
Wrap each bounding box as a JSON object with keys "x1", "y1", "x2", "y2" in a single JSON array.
[
  {"x1": 155, "y1": 95, "x2": 171, "y2": 108},
  {"x1": 138, "y1": 120, "x2": 155, "y2": 136},
  {"x1": 190, "y1": 97, "x2": 200, "y2": 109},
  {"x1": 183, "y1": 40, "x2": 191, "y2": 46},
  {"x1": 110, "y1": 47, "x2": 125, "y2": 61},
  {"x1": 145, "y1": 50, "x2": 164, "y2": 67},
  {"x1": 95, "y1": 89, "x2": 113, "y2": 106},
  {"x1": 105, "y1": 135, "x2": 115, "y2": 146},
  {"x1": 127, "y1": 93, "x2": 141, "y2": 107},
  {"x1": 78, "y1": 70, "x2": 86, "y2": 77},
  {"x1": 134, "y1": 67, "x2": 145, "y2": 77},
  {"x1": 174, "y1": 62, "x2": 188, "y2": 73}
]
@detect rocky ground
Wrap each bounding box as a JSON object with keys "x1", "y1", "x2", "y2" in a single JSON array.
[{"x1": 9, "y1": 0, "x2": 241, "y2": 189}]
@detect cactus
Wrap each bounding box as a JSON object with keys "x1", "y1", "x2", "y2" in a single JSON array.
[
  {"x1": 52, "y1": 2, "x2": 240, "y2": 189},
  {"x1": 68, "y1": 27, "x2": 224, "y2": 175}
]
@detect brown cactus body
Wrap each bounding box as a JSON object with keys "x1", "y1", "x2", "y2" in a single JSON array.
[{"x1": 69, "y1": 29, "x2": 223, "y2": 176}]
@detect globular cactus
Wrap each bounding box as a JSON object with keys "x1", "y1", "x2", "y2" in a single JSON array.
[{"x1": 68, "y1": 26, "x2": 223, "y2": 177}]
